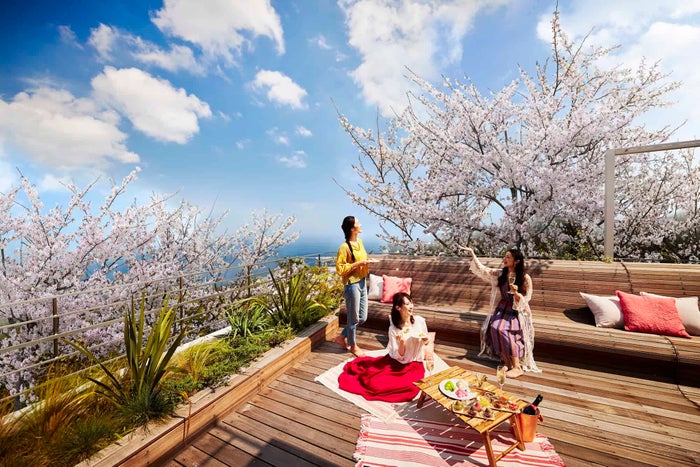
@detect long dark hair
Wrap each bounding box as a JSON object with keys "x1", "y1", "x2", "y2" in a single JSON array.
[
  {"x1": 497, "y1": 248, "x2": 526, "y2": 294},
  {"x1": 390, "y1": 292, "x2": 414, "y2": 328},
  {"x1": 341, "y1": 216, "x2": 356, "y2": 262}
]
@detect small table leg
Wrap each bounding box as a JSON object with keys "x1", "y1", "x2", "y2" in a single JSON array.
[
  {"x1": 416, "y1": 391, "x2": 427, "y2": 409},
  {"x1": 482, "y1": 432, "x2": 497, "y2": 467},
  {"x1": 511, "y1": 414, "x2": 526, "y2": 450}
]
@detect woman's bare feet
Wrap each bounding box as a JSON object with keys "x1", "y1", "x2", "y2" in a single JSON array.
[
  {"x1": 333, "y1": 334, "x2": 350, "y2": 350},
  {"x1": 349, "y1": 345, "x2": 365, "y2": 357},
  {"x1": 506, "y1": 367, "x2": 523, "y2": 378}
]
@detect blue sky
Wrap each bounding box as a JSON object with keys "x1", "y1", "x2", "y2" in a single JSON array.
[{"x1": 1, "y1": 0, "x2": 699, "y2": 253}]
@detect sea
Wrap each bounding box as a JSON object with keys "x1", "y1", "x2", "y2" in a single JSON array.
[{"x1": 277, "y1": 236, "x2": 385, "y2": 258}]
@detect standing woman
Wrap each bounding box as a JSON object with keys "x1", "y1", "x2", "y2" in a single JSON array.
[
  {"x1": 335, "y1": 216, "x2": 377, "y2": 357},
  {"x1": 461, "y1": 246, "x2": 540, "y2": 377}
]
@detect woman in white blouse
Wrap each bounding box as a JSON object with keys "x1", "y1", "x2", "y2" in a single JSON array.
[{"x1": 387, "y1": 293, "x2": 435, "y2": 369}]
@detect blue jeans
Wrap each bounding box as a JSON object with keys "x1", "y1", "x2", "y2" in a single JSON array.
[{"x1": 342, "y1": 277, "x2": 367, "y2": 347}]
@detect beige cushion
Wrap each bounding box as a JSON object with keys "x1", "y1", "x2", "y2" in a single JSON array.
[
  {"x1": 640, "y1": 292, "x2": 700, "y2": 336},
  {"x1": 580, "y1": 292, "x2": 624, "y2": 328},
  {"x1": 367, "y1": 273, "x2": 383, "y2": 301}
]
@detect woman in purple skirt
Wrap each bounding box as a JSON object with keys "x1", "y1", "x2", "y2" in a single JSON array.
[{"x1": 461, "y1": 246, "x2": 540, "y2": 378}]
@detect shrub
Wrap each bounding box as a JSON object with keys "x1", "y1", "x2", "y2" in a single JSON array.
[{"x1": 65, "y1": 295, "x2": 186, "y2": 425}]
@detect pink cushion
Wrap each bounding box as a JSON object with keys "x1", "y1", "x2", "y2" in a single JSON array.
[
  {"x1": 381, "y1": 275, "x2": 412, "y2": 303},
  {"x1": 615, "y1": 291, "x2": 691, "y2": 338},
  {"x1": 640, "y1": 292, "x2": 700, "y2": 336}
]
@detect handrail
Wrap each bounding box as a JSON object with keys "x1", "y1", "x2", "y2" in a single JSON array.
[{"x1": 0, "y1": 252, "x2": 336, "y2": 405}]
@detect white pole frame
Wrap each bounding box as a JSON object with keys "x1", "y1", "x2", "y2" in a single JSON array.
[{"x1": 604, "y1": 139, "x2": 700, "y2": 259}]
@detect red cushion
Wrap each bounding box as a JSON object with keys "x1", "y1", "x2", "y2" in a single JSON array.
[
  {"x1": 615, "y1": 291, "x2": 691, "y2": 338},
  {"x1": 381, "y1": 275, "x2": 412, "y2": 303}
]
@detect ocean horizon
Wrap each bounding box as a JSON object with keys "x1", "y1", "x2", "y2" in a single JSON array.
[{"x1": 277, "y1": 236, "x2": 385, "y2": 258}]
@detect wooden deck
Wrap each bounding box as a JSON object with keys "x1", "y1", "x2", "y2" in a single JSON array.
[{"x1": 158, "y1": 328, "x2": 700, "y2": 467}]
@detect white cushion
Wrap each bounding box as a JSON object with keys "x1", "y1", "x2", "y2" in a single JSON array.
[
  {"x1": 640, "y1": 292, "x2": 700, "y2": 336},
  {"x1": 367, "y1": 273, "x2": 383, "y2": 301},
  {"x1": 580, "y1": 292, "x2": 624, "y2": 328}
]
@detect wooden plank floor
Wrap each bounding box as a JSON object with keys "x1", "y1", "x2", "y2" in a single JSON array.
[{"x1": 160, "y1": 330, "x2": 700, "y2": 467}]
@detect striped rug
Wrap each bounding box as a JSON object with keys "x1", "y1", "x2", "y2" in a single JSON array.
[{"x1": 354, "y1": 413, "x2": 566, "y2": 467}]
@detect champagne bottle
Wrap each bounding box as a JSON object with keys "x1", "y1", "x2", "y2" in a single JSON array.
[{"x1": 522, "y1": 394, "x2": 543, "y2": 415}]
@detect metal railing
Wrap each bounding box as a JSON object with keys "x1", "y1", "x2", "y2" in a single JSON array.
[{"x1": 0, "y1": 252, "x2": 334, "y2": 405}]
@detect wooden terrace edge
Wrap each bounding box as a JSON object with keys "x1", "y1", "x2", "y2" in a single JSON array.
[{"x1": 77, "y1": 314, "x2": 339, "y2": 467}]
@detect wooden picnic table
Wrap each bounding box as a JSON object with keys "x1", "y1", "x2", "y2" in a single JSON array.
[{"x1": 414, "y1": 366, "x2": 528, "y2": 467}]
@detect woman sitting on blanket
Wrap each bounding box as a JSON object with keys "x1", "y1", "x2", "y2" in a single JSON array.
[
  {"x1": 337, "y1": 293, "x2": 436, "y2": 402},
  {"x1": 387, "y1": 292, "x2": 435, "y2": 370}
]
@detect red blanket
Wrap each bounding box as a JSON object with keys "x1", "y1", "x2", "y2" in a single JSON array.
[{"x1": 338, "y1": 354, "x2": 425, "y2": 402}]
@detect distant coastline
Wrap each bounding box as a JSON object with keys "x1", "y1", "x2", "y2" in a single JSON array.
[{"x1": 277, "y1": 236, "x2": 384, "y2": 258}]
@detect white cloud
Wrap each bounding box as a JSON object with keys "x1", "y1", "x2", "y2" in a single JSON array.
[
  {"x1": 543, "y1": 1, "x2": 700, "y2": 140},
  {"x1": 0, "y1": 87, "x2": 138, "y2": 170},
  {"x1": 133, "y1": 43, "x2": 204, "y2": 75},
  {"x1": 152, "y1": 0, "x2": 284, "y2": 64},
  {"x1": 235, "y1": 139, "x2": 250, "y2": 150},
  {"x1": 279, "y1": 150, "x2": 307, "y2": 168},
  {"x1": 296, "y1": 125, "x2": 312, "y2": 137},
  {"x1": 266, "y1": 127, "x2": 289, "y2": 145},
  {"x1": 38, "y1": 173, "x2": 70, "y2": 192},
  {"x1": 88, "y1": 23, "x2": 204, "y2": 74},
  {"x1": 339, "y1": 0, "x2": 509, "y2": 116},
  {"x1": 312, "y1": 34, "x2": 332, "y2": 50},
  {"x1": 91, "y1": 66, "x2": 212, "y2": 144},
  {"x1": 88, "y1": 23, "x2": 119, "y2": 61},
  {"x1": 251, "y1": 70, "x2": 307, "y2": 109},
  {"x1": 0, "y1": 158, "x2": 16, "y2": 193},
  {"x1": 58, "y1": 25, "x2": 81, "y2": 48}
]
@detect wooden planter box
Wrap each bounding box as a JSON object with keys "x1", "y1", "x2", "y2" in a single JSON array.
[{"x1": 78, "y1": 314, "x2": 339, "y2": 466}]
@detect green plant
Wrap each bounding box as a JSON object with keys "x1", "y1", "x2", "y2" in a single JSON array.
[
  {"x1": 226, "y1": 302, "x2": 271, "y2": 339},
  {"x1": 259, "y1": 265, "x2": 331, "y2": 331},
  {"x1": 44, "y1": 411, "x2": 120, "y2": 466},
  {"x1": 65, "y1": 295, "x2": 187, "y2": 425},
  {"x1": 19, "y1": 372, "x2": 94, "y2": 441},
  {"x1": 169, "y1": 339, "x2": 225, "y2": 383}
]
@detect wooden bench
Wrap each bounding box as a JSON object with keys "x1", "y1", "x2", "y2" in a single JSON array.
[{"x1": 338, "y1": 255, "x2": 700, "y2": 386}]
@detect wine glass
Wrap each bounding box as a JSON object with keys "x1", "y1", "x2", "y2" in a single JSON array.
[
  {"x1": 496, "y1": 365, "x2": 507, "y2": 391},
  {"x1": 507, "y1": 275, "x2": 516, "y2": 294}
]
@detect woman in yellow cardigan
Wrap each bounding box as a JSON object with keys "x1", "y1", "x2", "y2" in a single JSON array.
[{"x1": 335, "y1": 216, "x2": 377, "y2": 357}]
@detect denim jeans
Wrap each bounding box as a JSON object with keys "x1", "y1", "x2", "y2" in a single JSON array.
[{"x1": 342, "y1": 277, "x2": 367, "y2": 347}]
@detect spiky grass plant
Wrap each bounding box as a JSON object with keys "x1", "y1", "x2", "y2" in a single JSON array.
[
  {"x1": 226, "y1": 302, "x2": 271, "y2": 339},
  {"x1": 169, "y1": 339, "x2": 226, "y2": 384},
  {"x1": 66, "y1": 295, "x2": 187, "y2": 425},
  {"x1": 19, "y1": 372, "x2": 94, "y2": 441},
  {"x1": 252, "y1": 265, "x2": 331, "y2": 332}
]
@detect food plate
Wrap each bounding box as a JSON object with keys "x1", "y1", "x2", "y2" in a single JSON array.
[
  {"x1": 483, "y1": 393, "x2": 521, "y2": 413},
  {"x1": 451, "y1": 401, "x2": 495, "y2": 420},
  {"x1": 438, "y1": 379, "x2": 475, "y2": 400}
]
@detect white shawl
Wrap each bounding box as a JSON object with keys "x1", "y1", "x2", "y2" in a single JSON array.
[{"x1": 469, "y1": 256, "x2": 541, "y2": 373}]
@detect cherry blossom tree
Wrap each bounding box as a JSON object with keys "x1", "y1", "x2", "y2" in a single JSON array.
[
  {"x1": 339, "y1": 11, "x2": 700, "y2": 261},
  {"x1": 0, "y1": 169, "x2": 298, "y2": 399}
]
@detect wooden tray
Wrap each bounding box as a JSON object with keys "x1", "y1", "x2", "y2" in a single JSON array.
[{"x1": 451, "y1": 401, "x2": 495, "y2": 420}]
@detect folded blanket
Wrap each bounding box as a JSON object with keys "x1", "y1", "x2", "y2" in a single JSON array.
[{"x1": 338, "y1": 354, "x2": 425, "y2": 402}]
